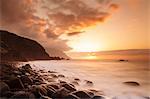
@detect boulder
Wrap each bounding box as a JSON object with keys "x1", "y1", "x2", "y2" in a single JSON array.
[
  {"x1": 72, "y1": 91, "x2": 91, "y2": 99},
  {"x1": 31, "y1": 85, "x2": 47, "y2": 98},
  {"x1": 22, "y1": 64, "x2": 32, "y2": 70},
  {"x1": 47, "y1": 83, "x2": 60, "y2": 90},
  {"x1": 13, "y1": 70, "x2": 22, "y2": 75},
  {"x1": 74, "y1": 78, "x2": 80, "y2": 81},
  {"x1": 144, "y1": 96, "x2": 150, "y2": 99},
  {"x1": 52, "y1": 87, "x2": 70, "y2": 98},
  {"x1": 85, "y1": 80, "x2": 93, "y2": 86},
  {"x1": 86, "y1": 91, "x2": 94, "y2": 97},
  {"x1": 46, "y1": 78, "x2": 55, "y2": 82},
  {"x1": 92, "y1": 96, "x2": 105, "y2": 99},
  {"x1": 50, "y1": 74, "x2": 58, "y2": 78},
  {"x1": 58, "y1": 74, "x2": 65, "y2": 78},
  {"x1": 7, "y1": 77, "x2": 24, "y2": 90},
  {"x1": 33, "y1": 76, "x2": 45, "y2": 84},
  {"x1": 47, "y1": 87, "x2": 56, "y2": 97},
  {"x1": 61, "y1": 83, "x2": 76, "y2": 92},
  {"x1": 48, "y1": 71, "x2": 57, "y2": 73},
  {"x1": 21, "y1": 64, "x2": 33, "y2": 73},
  {"x1": 59, "y1": 80, "x2": 67, "y2": 84},
  {"x1": 20, "y1": 75, "x2": 33, "y2": 85},
  {"x1": 2, "y1": 91, "x2": 14, "y2": 98},
  {"x1": 11, "y1": 91, "x2": 35, "y2": 99},
  {"x1": 123, "y1": 81, "x2": 140, "y2": 86},
  {"x1": 65, "y1": 94, "x2": 80, "y2": 99},
  {"x1": 0, "y1": 81, "x2": 10, "y2": 96},
  {"x1": 71, "y1": 81, "x2": 79, "y2": 85},
  {"x1": 40, "y1": 95, "x2": 52, "y2": 99}
]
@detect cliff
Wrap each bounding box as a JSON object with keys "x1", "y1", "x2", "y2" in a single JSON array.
[{"x1": 0, "y1": 30, "x2": 51, "y2": 61}]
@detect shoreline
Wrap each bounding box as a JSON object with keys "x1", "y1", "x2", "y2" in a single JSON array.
[
  {"x1": 0, "y1": 62, "x2": 149, "y2": 99},
  {"x1": 0, "y1": 63, "x2": 106, "y2": 99}
]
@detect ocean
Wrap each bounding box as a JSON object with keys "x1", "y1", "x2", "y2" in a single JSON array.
[{"x1": 20, "y1": 60, "x2": 150, "y2": 99}]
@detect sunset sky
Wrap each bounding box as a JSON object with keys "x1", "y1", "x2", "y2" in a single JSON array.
[{"x1": 0, "y1": 0, "x2": 149, "y2": 59}]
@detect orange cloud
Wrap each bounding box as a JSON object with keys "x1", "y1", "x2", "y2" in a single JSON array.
[
  {"x1": 44, "y1": 0, "x2": 115, "y2": 35},
  {"x1": 109, "y1": 4, "x2": 119, "y2": 11},
  {"x1": 0, "y1": 0, "x2": 118, "y2": 52},
  {"x1": 67, "y1": 31, "x2": 84, "y2": 36}
]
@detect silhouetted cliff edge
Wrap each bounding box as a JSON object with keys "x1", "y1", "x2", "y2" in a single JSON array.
[{"x1": 0, "y1": 30, "x2": 51, "y2": 61}]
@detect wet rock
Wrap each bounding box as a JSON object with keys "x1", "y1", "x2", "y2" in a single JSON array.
[
  {"x1": 33, "y1": 76, "x2": 45, "y2": 84},
  {"x1": 21, "y1": 64, "x2": 33, "y2": 74},
  {"x1": 11, "y1": 91, "x2": 35, "y2": 99},
  {"x1": 52, "y1": 87, "x2": 70, "y2": 98},
  {"x1": 31, "y1": 85, "x2": 47, "y2": 98},
  {"x1": 46, "y1": 85, "x2": 56, "y2": 92},
  {"x1": 61, "y1": 83, "x2": 76, "y2": 92},
  {"x1": 39, "y1": 70, "x2": 46, "y2": 73},
  {"x1": 20, "y1": 75, "x2": 33, "y2": 85},
  {"x1": 123, "y1": 81, "x2": 140, "y2": 86},
  {"x1": 22, "y1": 64, "x2": 32, "y2": 70},
  {"x1": 72, "y1": 91, "x2": 91, "y2": 99},
  {"x1": 89, "y1": 89, "x2": 104, "y2": 95},
  {"x1": 25, "y1": 72, "x2": 31, "y2": 76},
  {"x1": 74, "y1": 78, "x2": 80, "y2": 81},
  {"x1": 13, "y1": 70, "x2": 22, "y2": 75},
  {"x1": 40, "y1": 95, "x2": 52, "y2": 99},
  {"x1": 47, "y1": 78, "x2": 55, "y2": 82},
  {"x1": 47, "y1": 87, "x2": 56, "y2": 97},
  {"x1": 71, "y1": 81, "x2": 79, "y2": 85},
  {"x1": 59, "y1": 80, "x2": 67, "y2": 84},
  {"x1": 47, "y1": 84, "x2": 60, "y2": 90},
  {"x1": 7, "y1": 77, "x2": 24, "y2": 90},
  {"x1": 58, "y1": 74, "x2": 65, "y2": 78},
  {"x1": 86, "y1": 91, "x2": 94, "y2": 97},
  {"x1": 144, "y1": 96, "x2": 150, "y2": 99},
  {"x1": 2, "y1": 91, "x2": 14, "y2": 98},
  {"x1": 50, "y1": 74, "x2": 58, "y2": 78},
  {"x1": 92, "y1": 96, "x2": 105, "y2": 99},
  {"x1": 0, "y1": 81, "x2": 10, "y2": 96},
  {"x1": 65, "y1": 94, "x2": 80, "y2": 99},
  {"x1": 48, "y1": 70, "x2": 57, "y2": 73},
  {"x1": 85, "y1": 80, "x2": 93, "y2": 86}
]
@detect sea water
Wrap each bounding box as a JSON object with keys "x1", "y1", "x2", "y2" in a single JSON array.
[{"x1": 22, "y1": 60, "x2": 150, "y2": 99}]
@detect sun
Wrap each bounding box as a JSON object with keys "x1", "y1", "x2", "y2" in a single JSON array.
[
  {"x1": 70, "y1": 40, "x2": 101, "y2": 52},
  {"x1": 84, "y1": 53, "x2": 98, "y2": 60}
]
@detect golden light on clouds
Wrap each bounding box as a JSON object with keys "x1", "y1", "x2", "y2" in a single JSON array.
[
  {"x1": 1, "y1": 0, "x2": 149, "y2": 60},
  {"x1": 71, "y1": 41, "x2": 101, "y2": 52},
  {"x1": 82, "y1": 53, "x2": 98, "y2": 60}
]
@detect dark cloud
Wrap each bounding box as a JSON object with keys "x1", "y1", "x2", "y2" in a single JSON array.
[
  {"x1": 42, "y1": 0, "x2": 117, "y2": 34},
  {"x1": 67, "y1": 31, "x2": 84, "y2": 36},
  {"x1": 0, "y1": 0, "x2": 118, "y2": 52},
  {"x1": 109, "y1": 4, "x2": 119, "y2": 11},
  {"x1": 0, "y1": 0, "x2": 71, "y2": 52}
]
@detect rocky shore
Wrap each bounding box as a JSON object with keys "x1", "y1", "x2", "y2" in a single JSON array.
[{"x1": 0, "y1": 63, "x2": 106, "y2": 99}]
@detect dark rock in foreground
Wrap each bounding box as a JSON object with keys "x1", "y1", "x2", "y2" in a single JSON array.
[
  {"x1": 72, "y1": 91, "x2": 92, "y2": 98},
  {"x1": 0, "y1": 81, "x2": 10, "y2": 97},
  {"x1": 0, "y1": 63, "x2": 107, "y2": 99},
  {"x1": 123, "y1": 81, "x2": 140, "y2": 86}
]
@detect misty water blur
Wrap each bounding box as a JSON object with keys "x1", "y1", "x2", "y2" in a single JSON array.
[{"x1": 21, "y1": 60, "x2": 150, "y2": 98}]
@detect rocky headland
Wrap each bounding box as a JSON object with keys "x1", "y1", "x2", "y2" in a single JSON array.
[{"x1": 0, "y1": 30, "x2": 69, "y2": 62}]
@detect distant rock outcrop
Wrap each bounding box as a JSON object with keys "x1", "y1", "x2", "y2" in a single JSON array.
[{"x1": 0, "y1": 30, "x2": 51, "y2": 61}]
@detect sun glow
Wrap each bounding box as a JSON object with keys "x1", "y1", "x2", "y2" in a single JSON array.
[
  {"x1": 71, "y1": 40, "x2": 101, "y2": 52},
  {"x1": 84, "y1": 53, "x2": 98, "y2": 60}
]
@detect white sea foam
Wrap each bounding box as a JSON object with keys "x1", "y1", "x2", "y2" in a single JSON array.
[{"x1": 20, "y1": 60, "x2": 150, "y2": 99}]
